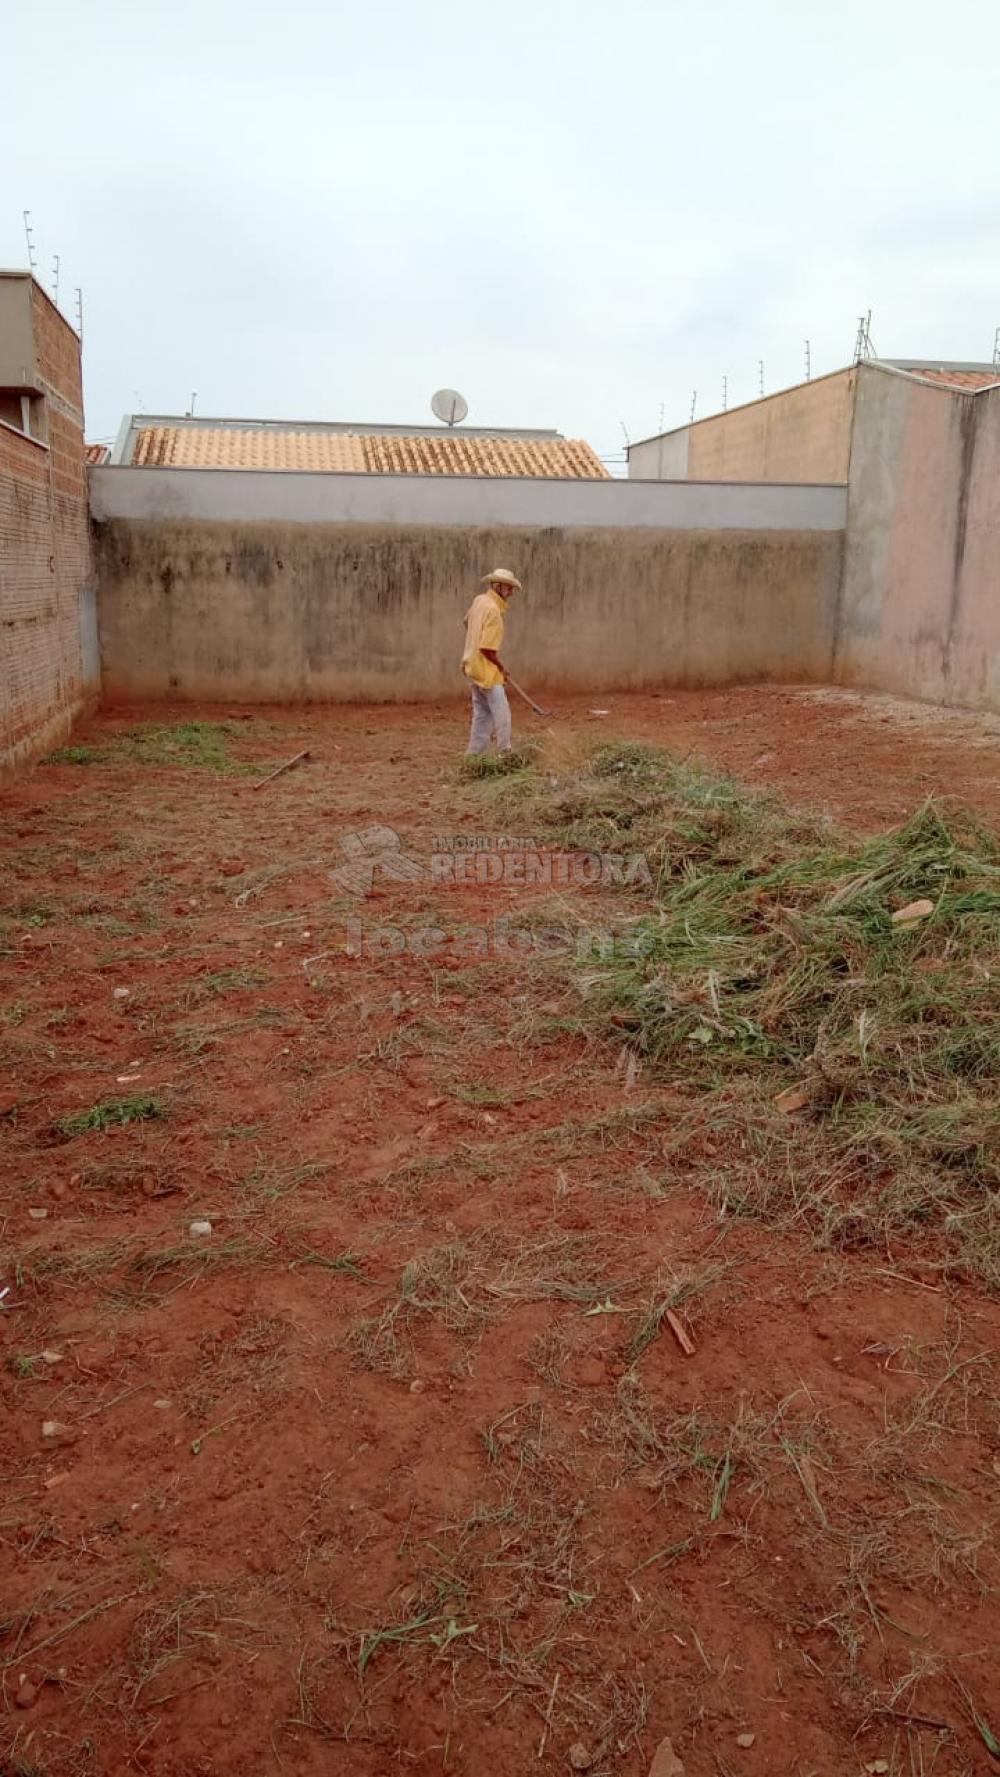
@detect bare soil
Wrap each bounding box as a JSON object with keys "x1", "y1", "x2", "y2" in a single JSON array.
[{"x1": 2, "y1": 686, "x2": 999, "y2": 1777}]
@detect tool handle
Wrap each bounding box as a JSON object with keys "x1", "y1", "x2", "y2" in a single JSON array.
[
  {"x1": 506, "y1": 675, "x2": 551, "y2": 718},
  {"x1": 251, "y1": 749, "x2": 310, "y2": 790}
]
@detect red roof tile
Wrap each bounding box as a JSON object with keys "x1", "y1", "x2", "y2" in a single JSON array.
[
  {"x1": 129, "y1": 425, "x2": 607, "y2": 478},
  {"x1": 904, "y1": 368, "x2": 1000, "y2": 392}
]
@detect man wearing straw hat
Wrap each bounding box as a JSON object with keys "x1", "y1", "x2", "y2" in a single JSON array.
[{"x1": 461, "y1": 568, "x2": 522, "y2": 754}]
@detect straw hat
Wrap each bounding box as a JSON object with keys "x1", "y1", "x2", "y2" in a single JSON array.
[{"x1": 482, "y1": 568, "x2": 522, "y2": 591}]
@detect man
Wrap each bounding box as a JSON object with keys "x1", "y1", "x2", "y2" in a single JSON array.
[{"x1": 461, "y1": 568, "x2": 521, "y2": 755}]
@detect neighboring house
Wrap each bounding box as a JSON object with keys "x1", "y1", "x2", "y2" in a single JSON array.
[
  {"x1": 0, "y1": 269, "x2": 98, "y2": 770},
  {"x1": 109, "y1": 414, "x2": 608, "y2": 479},
  {"x1": 627, "y1": 360, "x2": 1000, "y2": 483},
  {"x1": 84, "y1": 443, "x2": 110, "y2": 465}
]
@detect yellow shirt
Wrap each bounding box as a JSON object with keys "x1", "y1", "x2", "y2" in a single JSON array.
[{"x1": 461, "y1": 589, "x2": 506, "y2": 689}]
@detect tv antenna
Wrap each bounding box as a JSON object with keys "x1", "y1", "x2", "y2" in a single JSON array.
[
  {"x1": 854, "y1": 310, "x2": 875, "y2": 361},
  {"x1": 75, "y1": 288, "x2": 84, "y2": 340},
  {"x1": 52, "y1": 255, "x2": 60, "y2": 307},
  {"x1": 758, "y1": 360, "x2": 765, "y2": 397},
  {"x1": 804, "y1": 339, "x2": 811, "y2": 382},
  {"x1": 689, "y1": 389, "x2": 697, "y2": 423},
  {"x1": 431, "y1": 388, "x2": 468, "y2": 426},
  {"x1": 722, "y1": 374, "x2": 728, "y2": 412},
  {"x1": 22, "y1": 210, "x2": 37, "y2": 273},
  {"x1": 992, "y1": 326, "x2": 999, "y2": 371}
]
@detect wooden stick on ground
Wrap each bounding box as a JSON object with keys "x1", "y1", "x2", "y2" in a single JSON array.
[
  {"x1": 251, "y1": 749, "x2": 310, "y2": 791},
  {"x1": 664, "y1": 1309, "x2": 696, "y2": 1357}
]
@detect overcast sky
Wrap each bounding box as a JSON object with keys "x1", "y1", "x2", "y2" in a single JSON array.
[{"x1": 7, "y1": 0, "x2": 999, "y2": 465}]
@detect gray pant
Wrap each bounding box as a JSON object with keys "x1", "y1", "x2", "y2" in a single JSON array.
[{"x1": 467, "y1": 683, "x2": 512, "y2": 754}]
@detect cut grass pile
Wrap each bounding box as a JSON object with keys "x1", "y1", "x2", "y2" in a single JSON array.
[
  {"x1": 46, "y1": 720, "x2": 252, "y2": 774},
  {"x1": 460, "y1": 743, "x2": 539, "y2": 779},
  {"x1": 476, "y1": 740, "x2": 1000, "y2": 1282},
  {"x1": 56, "y1": 1093, "x2": 165, "y2": 1137}
]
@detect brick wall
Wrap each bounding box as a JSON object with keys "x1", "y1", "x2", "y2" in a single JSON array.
[{"x1": 0, "y1": 280, "x2": 96, "y2": 772}]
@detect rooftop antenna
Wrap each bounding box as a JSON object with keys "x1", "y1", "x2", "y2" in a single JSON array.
[
  {"x1": 74, "y1": 287, "x2": 83, "y2": 340},
  {"x1": 854, "y1": 309, "x2": 874, "y2": 362},
  {"x1": 722, "y1": 374, "x2": 728, "y2": 412},
  {"x1": 658, "y1": 401, "x2": 665, "y2": 433},
  {"x1": 993, "y1": 326, "x2": 1000, "y2": 371},
  {"x1": 619, "y1": 419, "x2": 630, "y2": 447},
  {"x1": 431, "y1": 388, "x2": 468, "y2": 427},
  {"x1": 758, "y1": 360, "x2": 765, "y2": 397},
  {"x1": 184, "y1": 392, "x2": 198, "y2": 418},
  {"x1": 51, "y1": 255, "x2": 60, "y2": 308},
  {"x1": 689, "y1": 389, "x2": 697, "y2": 423},
  {"x1": 804, "y1": 339, "x2": 811, "y2": 382},
  {"x1": 22, "y1": 210, "x2": 37, "y2": 273}
]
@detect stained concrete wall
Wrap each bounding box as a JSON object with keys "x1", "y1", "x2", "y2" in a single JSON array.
[
  {"x1": 629, "y1": 369, "x2": 856, "y2": 485},
  {"x1": 90, "y1": 465, "x2": 845, "y2": 532},
  {"x1": 93, "y1": 511, "x2": 844, "y2": 703},
  {"x1": 835, "y1": 365, "x2": 1000, "y2": 711}
]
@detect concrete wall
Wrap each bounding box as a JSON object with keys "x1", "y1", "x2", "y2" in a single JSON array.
[
  {"x1": 90, "y1": 465, "x2": 845, "y2": 532},
  {"x1": 628, "y1": 429, "x2": 691, "y2": 481},
  {"x1": 629, "y1": 369, "x2": 856, "y2": 486},
  {"x1": 0, "y1": 275, "x2": 38, "y2": 392},
  {"x1": 836, "y1": 364, "x2": 1000, "y2": 711},
  {"x1": 92, "y1": 482, "x2": 845, "y2": 702},
  {"x1": 0, "y1": 277, "x2": 97, "y2": 772}
]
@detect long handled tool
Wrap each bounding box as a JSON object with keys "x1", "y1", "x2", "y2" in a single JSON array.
[
  {"x1": 251, "y1": 748, "x2": 310, "y2": 790},
  {"x1": 506, "y1": 675, "x2": 554, "y2": 719}
]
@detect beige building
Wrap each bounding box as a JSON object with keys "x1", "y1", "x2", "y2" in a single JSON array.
[{"x1": 628, "y1": 360, "x2": 1000, "y2": 483}]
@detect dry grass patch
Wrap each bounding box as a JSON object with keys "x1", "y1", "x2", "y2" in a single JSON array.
[
  {"x1": 349, "y1": 1229, "x2": 625, "y2": 1376},
  {"x1": 471, "y1": 743, "x2": 1000, "y2": 1286}
]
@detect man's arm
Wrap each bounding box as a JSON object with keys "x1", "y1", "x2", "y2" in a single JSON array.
[{"x1": 480, "y1": 647, "x2": 507, "y2": 680}]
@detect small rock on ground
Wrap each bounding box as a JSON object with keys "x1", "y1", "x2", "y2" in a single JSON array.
[
  {"x1": 892, "y1": 898, "x2": 934, "y2": 926},
  {"x1": 41, "y1": 1420, "x2": 75, "y2": 1446},
  {"x1": 649, "y1": 1736, "x2": 685, "y2": 1777}
]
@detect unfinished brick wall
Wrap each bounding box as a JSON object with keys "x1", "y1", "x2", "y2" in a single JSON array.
[{"x1": 0, "y1": 280, "x2": 96, "y2": 771}]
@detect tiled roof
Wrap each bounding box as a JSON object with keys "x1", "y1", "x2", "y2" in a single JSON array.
[
  {"x1": 133, "y1": 427, "x2": 367, "y2": 471},
  {"x1": 130, "y1": 425, "x2": 608, "y2": 478},
  {"x1": 898, "y1": 367, "x2": 1000, "y2": 392},
  {"x1": 358, "y1": 432, "x2": 607, "y2": 478},
  {"x1": 85, "y1": 443, "x2": 110, "y2": 465}
]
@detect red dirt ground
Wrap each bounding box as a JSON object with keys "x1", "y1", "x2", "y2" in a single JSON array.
[{"x1": 2, "y1": 686, "x2": 999, "y2": 1777}]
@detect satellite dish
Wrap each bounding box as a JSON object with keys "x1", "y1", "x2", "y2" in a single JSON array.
[{"x1": 431, "y1": 388, "x2": 468, "y2": 426}]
